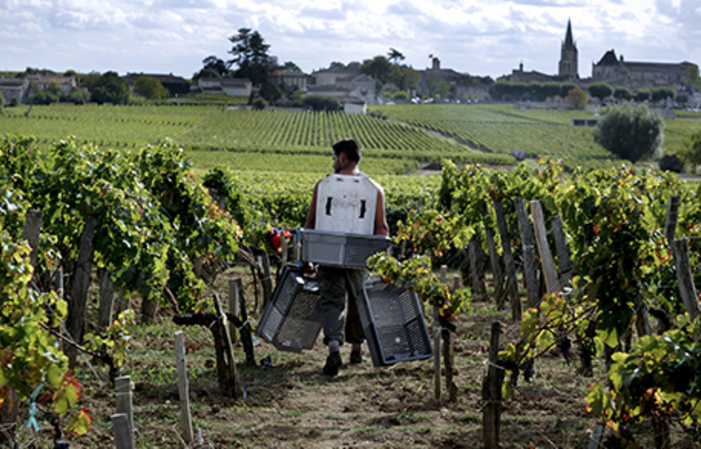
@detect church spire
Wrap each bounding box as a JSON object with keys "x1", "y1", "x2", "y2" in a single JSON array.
[{"x1": 564, "y1": 19, "x2": 574, "y2": 47}]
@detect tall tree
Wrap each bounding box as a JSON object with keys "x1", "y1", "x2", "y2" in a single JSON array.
[
  {"x1": 588, "y1": 83, "x2": 613, "y2": 101},
  {"x1": 202, "y1": 56, "x2": 229, "y2": 76},
  {"x1": 387, "y1": 48, "x2": 405, "y2": 65},
  {"x1": 280, "y1": 61, "x2": 302, "y2": 73},
  {"x1": 134, "y1": 76, "x2": 168, "y2": 100},
  {"x1": 593, "y1": 104, "x2": 665, "y2": 163},
  {"x1": 90, "y1": 72, "x2": 130, "y2": 105},
  {"x1": 227, "y1": 28, "x2": 274, "y2": 87}
]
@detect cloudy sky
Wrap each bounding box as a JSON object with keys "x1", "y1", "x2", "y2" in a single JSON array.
[{"x1": 1, "y1": 0, "x2": 700, "y2": 80}]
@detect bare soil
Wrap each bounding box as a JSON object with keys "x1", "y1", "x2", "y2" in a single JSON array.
[{"x1": 14, "y1": 268, "x2": 697, "y2": 448}]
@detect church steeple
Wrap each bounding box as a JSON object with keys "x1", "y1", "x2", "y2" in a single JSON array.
[
  {"x1": 564, "y1": 19, "x2": 574, "y2": 47},
  {"x1": 559, "y1": 19, "x2": 578, "y2": 79}
]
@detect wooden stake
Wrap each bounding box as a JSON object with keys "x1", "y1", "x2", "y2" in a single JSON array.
[
  {"x1": 529, "y1": 201, "x2": 559, "y2": 294},
  {"x1": 433, "y1": 266, "x2": 446, "y2": 401},
  {"x1": 665, "y1": 195, "x2": 680, "y2": 245},
  {"x1": 114, "y1": 376, "x2": 134, "y2": 436},
  {"x1": 98, "y1": 271, "x2": 115, "y2": 330},
  {"x1": 514, "y1": 197, "x2": 539, "y2": 308},
  {"x1": 213, "y1": 294, "x2": 240, "y2": 398},
  {"x1": 174, "y1": 331, "x2": 194, "y2": 444},
  {"x1": 23, "y1": 209, "x2": 42, "y2": 269},
  {"x1": 228, "y1": 279, "x2": 240, "y2": 345},
  {"x1": 485, "y1": 220, "x2": 504, "y2": 308},
  {"x1": 493, "y1": 200, "x2": 520, "y2": 320},
  {"x1": 258, "y1": 252, "x2": 273, "y2": 312},
  {"x1": 66, "y1": 215, "x2": 98, "y2": 366},
  {"x1": 111, "y1": 413, "x2": 134, "y2": 449},
  {"x1": 673, "y1": 238, "x2": 699, "y2": 322},
  {"x1": 551, "y1": 215, "x2": 573, "y2": 287},
  {"x1": 483, "y1": 322, "x2": 503, "y2": 449}
]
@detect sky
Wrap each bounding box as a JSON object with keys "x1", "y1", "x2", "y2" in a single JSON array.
[{"x1": 1, "y1": 0, "x2": 700, "y2": 80}]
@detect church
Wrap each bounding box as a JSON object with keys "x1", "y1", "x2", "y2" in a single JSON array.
[{"x1": 498, "y1": 21, "x2": 697, "y2": 89}]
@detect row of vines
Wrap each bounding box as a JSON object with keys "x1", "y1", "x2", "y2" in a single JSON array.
[{"x1": 366, "y1": 158, "x2": 701, "y2": 447}]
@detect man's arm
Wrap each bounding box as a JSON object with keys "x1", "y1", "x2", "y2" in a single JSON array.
[
  {"x1": 304, "y1": 182, "x2": 320, "y2": 230},
  {"x1": 374, "y1": 188, "x2": 390, "y2": 237}
]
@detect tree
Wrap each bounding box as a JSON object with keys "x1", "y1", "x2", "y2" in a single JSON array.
[
  {"x1": 684, "y1": 65, "x2": 701, "y2": 88},
  {"x1": 202, "y1": 56, "x2": 229, "y2": 76},
  {"x1": 90, "y1": 71, "x2": 130, "y2": 105},
  {"x1": 651, "y1": 86, "x2": 676, "y2": 103},
  {"x1": 588, "y1": 83, "x2": 613, "y2": 101},
  {"x1": 387, "y1": 48, "x2": 405, "y2": 65},
  {"x1": 634, "y1": 88, "x2": 651, "y2": 102},
  {"x1": 565, "y1": 87, "x2": 588, "y2": 109},
  {"x1": 68, "y1": 88, "x2": 90, "y2": 105},
  {"x1": 280, "y1": 61, "x2": 302, "y2": 73},
  {"x1": 134, "y1": 75, "x2": 168, "y2": 100},
  {"x1": 303, "y1": 95, "x2": 341, "y2": 112},
  {"x1": 329, "y1": 61, "x2": 345, "y2": 69},
  {"x1": 593, "y1": 104, "x2": 665, "y2": 163},
  {"x1": 259, "y1": 82, "x2": 283, "y2": 104},
  {"x1": 361, "y1": 56, "x2": 401, "y2": 86},
  {"x1": 400, "y1": 69, "x2": 421, "y2": 92},
  {"x1": 613, "y1": 86, "x2": 632, "y2": 100},
  {"x1": 677, "y1": 130, "x2": 701, "y2": 172},
  {"x1": 32, "y1": 89, "x2": 59, "y2": 105},
  {"x1": 227, "y1": 28, "x2": 274, "y2": 87}
]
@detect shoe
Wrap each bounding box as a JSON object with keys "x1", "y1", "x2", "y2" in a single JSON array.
[
  {"x1": 350, "y1": 348, "x2": 365, "y2": 364},
  {"x1": 323, "y1": 352, "x2": 342, "y2": 376}
]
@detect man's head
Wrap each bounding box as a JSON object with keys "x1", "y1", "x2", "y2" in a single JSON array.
[{"x1": 332, "y1": 139, "x2": 361, "y2": 173}]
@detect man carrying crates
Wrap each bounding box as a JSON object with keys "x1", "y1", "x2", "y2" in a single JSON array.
[{"x1": 303, "y1": 138, "x2": 390, "y2": 376}]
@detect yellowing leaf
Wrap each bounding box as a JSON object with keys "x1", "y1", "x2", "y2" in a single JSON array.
[{"x1": 66, "y1": 409, "x2": 92, "y2": 435}]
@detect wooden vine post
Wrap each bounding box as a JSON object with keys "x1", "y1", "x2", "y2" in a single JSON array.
[
  {"x1": 258, "y1": 252, "x2": 273, "y2": 312},
  {"x1": 483, "y1": 322, "x2": 503, "y2": 449},
  {"x1": 228, "y1": 279, "x2": 241, "y2": 345},
  {"x1": 551, "y1": 215, "x2": 573, "y2": 288},
  {"x1": 174, "y1": 331, "x2": 194, "y2": 444},
  {"x1": 23, "y1": 209, "x2": 42, "y2": 270},
  {"x1": 672, "y1": 238, "x2": 699, "y2": 322},
  {"x1": 514, "y1": 197, "x2": 539, "y2": 308},
  {"x1": 213, "y1": 294, "x2": 240, "y2": 398},
  {"x1": 111, "y1": 413, "x2": 133, "y2": 449},
  {"x1": 483, "y1": 208, "x2": 504, "y2": 308},
  {"x1": 114, "y1": 376, "x2": 134, "y2": 437},
  {"x1": 98, "y1": 271, "x2": 115, "y2": 330},
  {"x1": 493, "y1": 200, "x2": 520, "y2": 320},
  {"x1": 66, "y1": 215, "x2": 98, "y2": 366},
  {"x1": 529, "y1": 201, "x2": 559, "y2": 294}
]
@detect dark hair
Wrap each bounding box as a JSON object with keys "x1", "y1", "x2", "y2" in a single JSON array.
[{"x1": 332, "y1": 139, "x2": 361, "y2": 162}]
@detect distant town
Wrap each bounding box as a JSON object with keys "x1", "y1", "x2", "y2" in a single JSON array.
[{"x1": 1, "y1": 21, "x2": 700, "y2": 113}]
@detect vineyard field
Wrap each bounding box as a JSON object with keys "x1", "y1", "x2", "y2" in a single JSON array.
[
  {"x1": 372, "y1": 104, "x2": 701, "y2": 171},
  {"x1": 2, "y1": 103, "x2": 700, "y2": 176}
]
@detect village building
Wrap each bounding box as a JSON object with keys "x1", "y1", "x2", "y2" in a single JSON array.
[
  {"x1": 0, "y1": 77, "x2": 30, "y2": 103},
  {"x1": 499, "y1": 20, "x2": 699, "y2": 92},
  {"x1": 28, "y1": 74, "x2": 77, "y2": 94},
  {"x1": 124, "y1": 73, "x2": 190, "y2": 96},
  {"x1": 197, "y1": 77, "x2": 252, "y2": 97},
  {"x1": 269, "y1": 70, "x2": 308, "y2": 91},
  {"x1": 419, "y1": 57, "x2": 491, "y2": 100},
  {"x1": 308, "y1": 63, "x2": 376, "y2": 110},
  {"x1": 591, "y1": 50, "x2": 695, "y2": 88}
]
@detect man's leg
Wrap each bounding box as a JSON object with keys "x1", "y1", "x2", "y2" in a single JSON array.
[
  {"x1": 318, "y1": 267, "x2": 346, "y2": 375},
  {"x1": 345, "y1": 269, "x2": 368, "y2": 363}
]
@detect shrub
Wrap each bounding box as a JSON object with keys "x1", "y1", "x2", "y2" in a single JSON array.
[
  {"x1": 565, "y1": 88, "x2": 588, "y2": 110},
  {"x1": 593, "y1": 104, "x2": 665, "y2": 163},
  {"x1": 393, "y1": 90, "x2": 409, "y2": 100},
  {"x1": 303, "y1": 94, "x2": 341, "y2": 112},
  {"x1": 658, "y1": 154, "x2": 684, "y2": 173},
  {"x1": 588, "y1": 83, "x2": 613, "y2": 101},
  {"x1": 677, "y1": 130, "x2": 701, "y2": 172},
  {"x1": 252, "y1": 97, "x2": 268, "y2": 110}
]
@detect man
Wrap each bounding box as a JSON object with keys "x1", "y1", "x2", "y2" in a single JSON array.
[{"x1": 304, "y1": 138, "x2": 389, "y2": 376}]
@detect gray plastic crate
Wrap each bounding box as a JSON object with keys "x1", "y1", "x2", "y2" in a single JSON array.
[
  {"x1": 357, "y1": 278, "x2": 433, "y2": 367},
  {"x1": 256, "y1": 265, "x2": 322, "y2": 353},
  {"x1": 301, "y1": 229, "x2": 390, "y2": 269}
]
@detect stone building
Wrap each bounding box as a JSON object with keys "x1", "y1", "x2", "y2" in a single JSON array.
[
  {"x1": 270, "y1": 70, "x2": 308, "y2": 91},
  {"x1": 197, "y1": 78, "x2": 252, "y2": 97},
  {"x1": 591, "y1": 50, "x2": 696, "y2": 88},
  {"x1": 0, "y1": 77, "x2": 30, "y2": 103}
]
